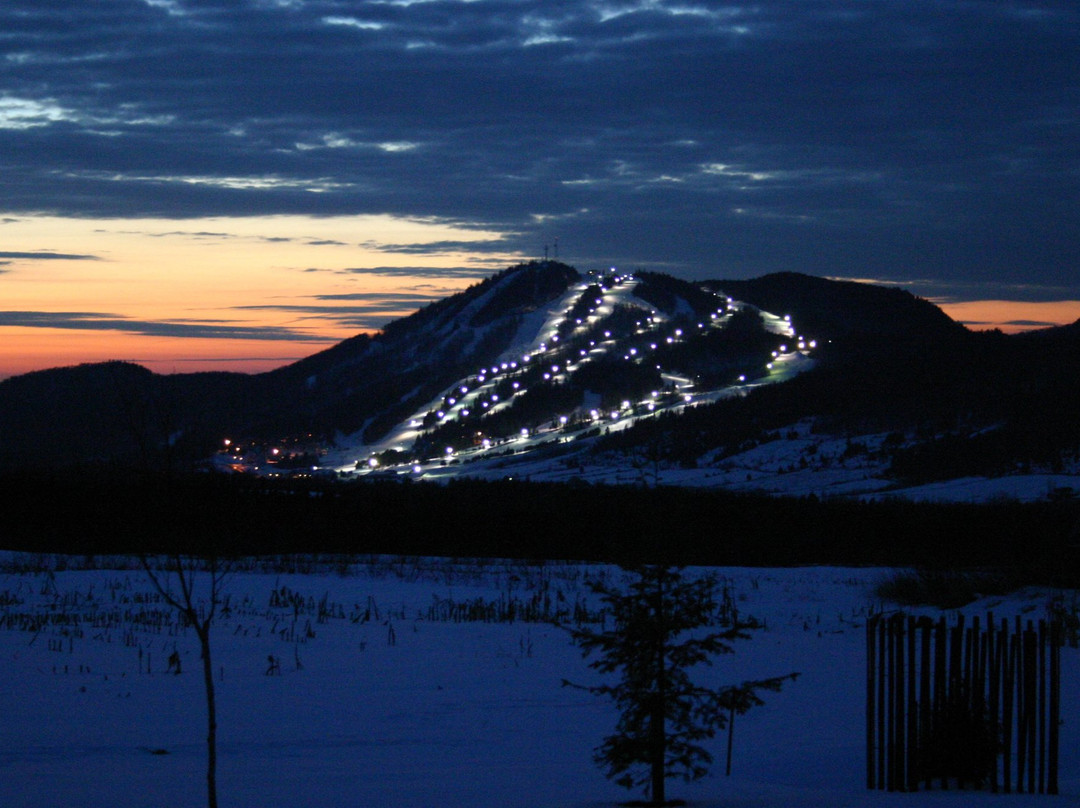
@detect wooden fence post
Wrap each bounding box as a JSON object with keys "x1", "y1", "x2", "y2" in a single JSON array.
[
  {"x1": 907, "y1": 615, "x2": 918, "y2": 791},
  {"x1": 1049, "y1": 618, "x2": 1060, "y2": 795},
  {"x1": 867, "y1": 615, "x2": 877, "y2": 790},
  {"x1": 867, "y1": 612, "x2": 1062, "y2": 796}
]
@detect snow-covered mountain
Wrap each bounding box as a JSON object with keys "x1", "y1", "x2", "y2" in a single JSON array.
[
  {"x1": 264, "y1": 265, "x2": 1080, "y2": 502},
  {"x1": 306, "y1": 265, "x2": 818, "y2": 481},
  {"x1": 3, "y1": 261, "x2": 1079, "y2": 503}
]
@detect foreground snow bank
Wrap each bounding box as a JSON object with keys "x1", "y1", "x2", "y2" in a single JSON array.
[{"x1": 0, "y1": 556, "x2": 1076, "y2": 807}]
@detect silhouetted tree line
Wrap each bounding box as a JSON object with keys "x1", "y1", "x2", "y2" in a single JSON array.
[
  {"x1": 595, "y1": 321, "x2": 1080, "y2": 478},
  {"x1": 1, "y1": 473, "x2": 1077, "y2": 587},
  {"x1": 633, "y1": 271, "x2": 728, "y2": 318}
]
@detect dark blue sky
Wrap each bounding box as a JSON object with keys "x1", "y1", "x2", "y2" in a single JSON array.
[{"x1": 2, "y1": 0, "x2": 1078, "y2": 301}]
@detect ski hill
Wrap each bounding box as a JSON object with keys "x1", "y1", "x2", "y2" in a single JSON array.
[
  {"x1": 313, "y1": 268, "x2": 817, "y2": 483},
  {"x1": 3, "y1": 260, "x2": 1079, "y2": 503}
]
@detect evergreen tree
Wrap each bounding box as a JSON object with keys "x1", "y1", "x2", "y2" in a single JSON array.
[{"x1": 565, "y1": 565, "x2": 796, "y2": 806}]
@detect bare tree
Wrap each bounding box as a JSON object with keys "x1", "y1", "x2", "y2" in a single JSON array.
[{"x1": 141, "y1": 553, "x2": 230, "y2": 808}]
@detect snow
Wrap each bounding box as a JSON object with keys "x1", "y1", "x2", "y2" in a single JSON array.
[
  {"x1": 323, "y1": 272, "x2": 823, "y2": 480},
  {"x1": 1, "y1": 555, "x2": 1077, "y2": 807},
  {"x1": 399, "y1": 416, "x2": 1079, "y2": 504}
]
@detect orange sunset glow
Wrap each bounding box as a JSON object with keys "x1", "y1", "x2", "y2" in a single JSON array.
[
  {"x1": 1, "y1": 214, "x2": 519, "y2": 379},
  {"x1": 936, "y1": 299, "x2": 1080, "y2": 334},
  {"x1": 4, "y1": 211, "x2": 1078, "y2": 381}
]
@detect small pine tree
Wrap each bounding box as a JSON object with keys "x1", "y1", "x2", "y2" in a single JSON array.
[{"x1": 564, "y1": 565, "x2": 796, "y2": 806}]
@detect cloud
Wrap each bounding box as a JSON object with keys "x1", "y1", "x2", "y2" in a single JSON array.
[
  {"x1": 0, "y1": 0, "x2": 1076, "y2": 286},
  {"x1": 232, "y1": 291, "x2": 446, "y2": 328},
  {"x1": 0, "y1": 251, "x2": 101, "y2": 261},
  {"x1": 304, "y1": 265, "x2": 494, "y2": 280},
  {"x1": 313, "y1": 292, "x2": 447, "y2": 303},
  {"x1": 0, "y1": 311, "x2": 333, "y2": 341},
  {"x1": 358, "y1": 239, "x2": 525, "y2": 256},
  {"x1": 831, "y1": 276, "x2": 1080, "y2": 304}
]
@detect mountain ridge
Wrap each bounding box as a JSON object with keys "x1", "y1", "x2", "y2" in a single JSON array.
[{"x1": 2, "y1": 264, "x2": 1078, "y2": 502}]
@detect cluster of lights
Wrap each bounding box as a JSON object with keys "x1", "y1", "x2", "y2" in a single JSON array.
[{"x1": 360, "y1": 276, "x2": 818, "y2": 473}]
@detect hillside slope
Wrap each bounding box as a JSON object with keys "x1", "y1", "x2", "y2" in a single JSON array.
[{"x1": 2, "y1": 265, "x2": 1079, "y2": 502}]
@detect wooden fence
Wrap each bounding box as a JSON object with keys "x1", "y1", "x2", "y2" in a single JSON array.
[{"x1": 867, "y1": 612, "x2": 1061, "y2": 793}]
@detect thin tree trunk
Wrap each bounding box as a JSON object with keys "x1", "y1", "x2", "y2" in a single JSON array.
[
  {"x1": 198, "y1": 624, "x2": 218, "y2": 808},
  {"x1": 650, "y1": 700, "x2": 665, "y2": 806},
  {"x1": 140, "y1": 555, "x2": 225, "y2": 808},
  {"x1": 651, "y1": 579, "x2": 667, "y2": 806}
]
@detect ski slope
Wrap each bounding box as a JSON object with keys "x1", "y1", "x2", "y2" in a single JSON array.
[{"x1": 326, "y1": 272, "x2": 818, "y2": 480}]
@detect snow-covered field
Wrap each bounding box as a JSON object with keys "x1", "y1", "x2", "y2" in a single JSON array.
[{"x1": 1, "y1": 555, "x2": 1077, "y2": 807}]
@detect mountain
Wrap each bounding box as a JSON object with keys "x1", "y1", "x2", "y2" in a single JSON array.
[{"x1": 2, "y1": 263, "x2": 1078, "y2": 502}]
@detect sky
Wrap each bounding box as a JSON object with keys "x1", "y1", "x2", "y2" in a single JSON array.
[{"x1": 2, "y1": 0, "x2": 1079, "y2": 379}]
